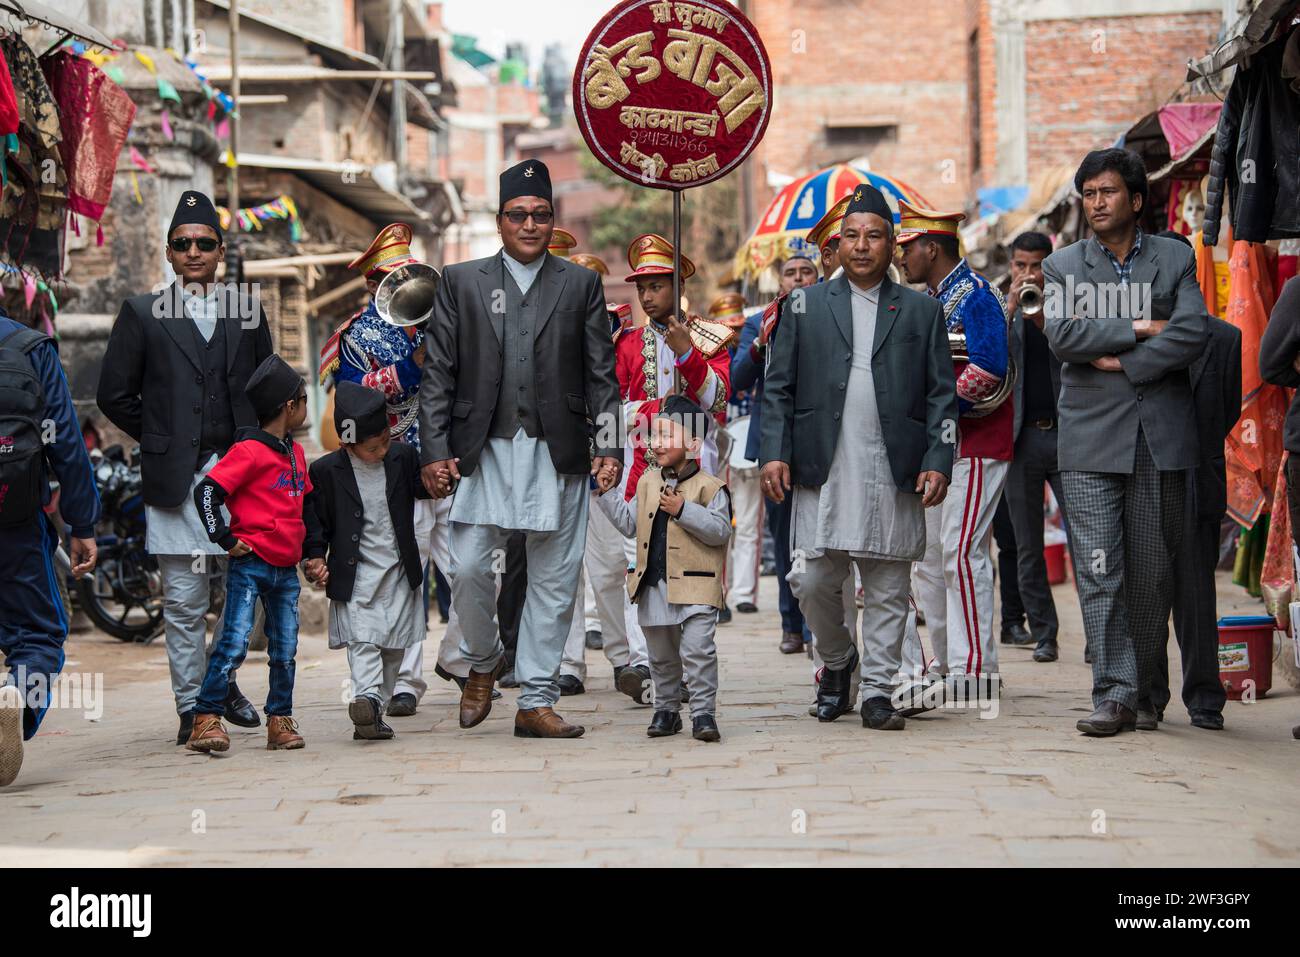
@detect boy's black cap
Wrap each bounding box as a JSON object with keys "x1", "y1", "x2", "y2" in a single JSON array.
[
  {"x1": 656, "y1": 393, "x2": 709, "y2": 438},
  {"x1": 333, "y1": 380, "x2": 388, "y2": 442},
  {"x1": 246, "y1": 354, "x2": 304, "y2": 420}
]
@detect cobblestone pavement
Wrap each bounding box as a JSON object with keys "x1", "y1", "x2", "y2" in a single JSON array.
[{"x1": 1, "y1": 573, "x2": 1297, "y2": 866}]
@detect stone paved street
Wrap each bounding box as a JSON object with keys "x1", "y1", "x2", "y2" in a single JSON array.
[{"x1": 1, "y1": 573, "x2": 1297, "y2": 867}]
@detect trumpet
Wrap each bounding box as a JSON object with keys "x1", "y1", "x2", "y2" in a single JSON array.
[
  {"x1": 376, "y1": 261, "x2": 441, "y2": 327},
  {"x1": 1018, "y1": 283, "x2": 1044, "y2": 317}
]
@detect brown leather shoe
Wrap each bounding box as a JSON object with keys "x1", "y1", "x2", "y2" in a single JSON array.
[
  {"x1": 459, "y1": 658, "x2": 505, "y2": 729},
  {"x1": 1076, "y1": 701, "x2": 1136, "y2": 737},
  {"x1": 186, "y1": 713, "x2": 230, "y2": 753},
  {"x1": 779, "y1": 631, "x2": 804, "y2": 654},
  {"x1": 513, "y1": 706, "x2": 585, "y2": 738},
  {"x1": 266, "y1": 715, "x2": 305, "y2": 750}
]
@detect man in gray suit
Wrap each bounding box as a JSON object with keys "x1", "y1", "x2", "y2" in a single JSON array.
[
  {"x1": 418, "y1": 160, "x2": 623, "y2": 739},
  {"x1": 1042, "y1": 148, "x2": 1207, "y2": 737},
  {"x1": 760, "y1": 184, "x2": 957, "y2": 732}
]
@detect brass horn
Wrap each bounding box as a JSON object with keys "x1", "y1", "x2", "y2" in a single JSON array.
[
  {"x1": 375, "y1": 262, "x2": 441, "y2": 327},
  {"x1": 1019, "y1": 283, "x2": 1044, "y2": 317}
]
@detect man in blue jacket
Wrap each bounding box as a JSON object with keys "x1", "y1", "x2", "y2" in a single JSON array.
[{"x1": 0, "y1": 309, "x2": 99, "y2": 787}]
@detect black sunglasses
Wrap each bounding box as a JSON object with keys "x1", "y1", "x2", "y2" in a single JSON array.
[
  {"x1": 169, "y1": 236, "x2": 221, "y2": 253},
  {"x1": 501, "y1": 209, "x2": 554, "y2": 225}
]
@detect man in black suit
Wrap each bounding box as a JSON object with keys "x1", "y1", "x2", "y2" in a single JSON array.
[
  {"x1": 1150, "y1": 232, "x2": 1240, "y2": 730},
  {"x1": 417, "y1": 160, "x2": 622, "y2": 739},
  {"x1": 97, "y1": 190, "x2": 271, "y2": 744},
  {"x1": 760, "y1": 184, "x2": 958, "y2": 732}
]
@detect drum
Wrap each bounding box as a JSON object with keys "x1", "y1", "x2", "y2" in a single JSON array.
[{"x1": 726, "y1": 415, "x2": 758, "y2": 473}]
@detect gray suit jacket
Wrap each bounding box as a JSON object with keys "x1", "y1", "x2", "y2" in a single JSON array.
[
  {"x1": 759, "y1": 274, "x2": 957, "y2": 490},
  {"x1": 417, "y1": 250, "x2": 621, "y2": 475},
  {"x1": 1042, "y1": 234, "x2": 1207, "y2": 473}
]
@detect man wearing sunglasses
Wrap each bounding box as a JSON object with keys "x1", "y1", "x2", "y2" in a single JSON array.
[
  {"x1": 417, "y1": 159, "x2": 623, "y2": 739},
  {"x1": 98, "y1": 189, "x2": 273, "y2": 745}
]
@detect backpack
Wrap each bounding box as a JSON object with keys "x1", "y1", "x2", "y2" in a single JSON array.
[{"x1": 0, "y1": 325, "x2": 50, "y2": 526}]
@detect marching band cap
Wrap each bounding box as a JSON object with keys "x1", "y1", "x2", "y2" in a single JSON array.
[
  {"x1": 807, "y1": 195, "x2": 850, "y2": 252},
  {"x1": 349, "y1": 223, "x2": 419, "y2": 277},
  {"x1": 656, "y1": 393, "x2": 709, "y2": 438},
  {"x1": 169, "y1": 189, "x2": 223, "y2": 241},
  {"x1": 843, "y1": 183, "x2": 894, "y2": 224},
  {"x1": 547, "y1": 228, "x2": 578, "y2": 258},
  {"x1": 895, "y1": 199, "x2": 966, "y2": 246},
  {"x1": 333, "y1": 380, "x2": 389, "y2": 443},
  {"x1": 708, "y1": 292, "x2": 747, "y2": 330},
  {"x1": 625, "y1": 233, "x2": 696, "y2": 282},
  {"x1": 500, "y1": 159, "x2": 553, "y2": 208},
  {"x1": 571, "y1": 252, "x2": 610, "y2": 276},
  {"x1": 245, "y1": 354, "x2": 304, "y2": 420}
]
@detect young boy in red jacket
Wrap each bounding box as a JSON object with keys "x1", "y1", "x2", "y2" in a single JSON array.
[{"x1": 187, "y1": 354, "x2": 312, "y2": 752}]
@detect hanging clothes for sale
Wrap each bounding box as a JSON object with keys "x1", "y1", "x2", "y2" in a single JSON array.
[
  {"x1": 41, "y1": 51, "x2": 135, "y2": 223},
  {"x1": 0, "y1": 35, "x2": 67, "y2": 276},
  {"x1": 1203, "y1": 29, "x2": 1300, "y2": 246},
  {"x1": 0, "y1": 44, "x2": 19, "y2": 174}
]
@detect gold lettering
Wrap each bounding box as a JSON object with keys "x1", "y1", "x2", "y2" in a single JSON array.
[
  {"x1": 662, "y1": 29, "x2": 720, "y2": 87},
  {"x1": 650, "y1": 1, "x2": 673, "y2": 24}
]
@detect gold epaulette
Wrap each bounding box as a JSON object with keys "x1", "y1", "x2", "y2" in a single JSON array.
[{"x1": 686, "y1": 314, "x2": 739, "y2": 358}]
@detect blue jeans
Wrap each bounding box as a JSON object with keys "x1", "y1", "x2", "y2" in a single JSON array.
[
  {"x1": 767, "y1": 495, "x2": 810, "y2": 641},
  {"x1": 197, "y1": 554, "x2": 300, "y2": 717},
  {"x1": 0, "y1": 514, "x2": 67, "y2": 739}
]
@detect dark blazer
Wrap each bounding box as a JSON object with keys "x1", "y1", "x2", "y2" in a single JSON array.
[
  {"x1": 1190, "y1": 316, "x2": 1243, "y2": 522},
  {"x1": 302, "y1": 441, "x2": 430, "y2": 603},
  {"x1": 96, "y1": 282, "x2": 273, "y2": 508},
  {"x1": 759, "y1": 274, "x2": 958, "y2": 490},
  {"x1": 417, "y1": 250, "x2": 621, "y2": 475},
  {"x1": 1258, "y1": 275, "x2": 1300, "y2": 452}
]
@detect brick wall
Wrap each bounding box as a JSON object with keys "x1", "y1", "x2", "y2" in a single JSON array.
[{"x1": 1024, "y1": 12, "x2": 1219, "y2": 174}]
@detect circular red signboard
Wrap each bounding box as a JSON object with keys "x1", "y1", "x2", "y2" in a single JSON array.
[{"x1": 572, "y1": 0, "x2": 772, "y2": 191}]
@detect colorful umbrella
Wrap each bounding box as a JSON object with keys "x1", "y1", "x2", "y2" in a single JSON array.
[{"x1": 734, "y1": 164, "x2": 933, "y2": 280}]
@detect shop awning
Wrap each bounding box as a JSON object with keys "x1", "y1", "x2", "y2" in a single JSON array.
[
  {"x1": 1186, "y1": 0, "x2": 1298, "y2": 80},
  {"x1": 237, "y1": 154, "x2": 431, "y2": 224},
  {"x1": 0, "y1": 0, "x2": 115, "y2": 48}
]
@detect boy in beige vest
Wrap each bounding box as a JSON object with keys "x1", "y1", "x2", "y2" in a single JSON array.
[{"x1": 595, "y1": 395, "x2": 732, "y2": 741}]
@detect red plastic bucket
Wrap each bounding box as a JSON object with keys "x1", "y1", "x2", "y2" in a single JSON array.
[
  {"x1": 1216, "y1": 617, "x2": 1274, "y2": 700},
  {"x1": 1044, "y1": 542, "x2": 1069, "y2": 585}
]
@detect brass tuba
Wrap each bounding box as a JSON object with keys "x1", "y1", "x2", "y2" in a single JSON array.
[{"x1": 375, "y1": 262, "x2": 441, "y2": 327}]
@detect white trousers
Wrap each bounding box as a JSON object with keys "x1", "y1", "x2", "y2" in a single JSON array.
[
  {"x1": 400, "y1": 496, "x2": 467, "y2": 698},
  {"x1": 727, "y1": 466, "x2": 763, "y2": 606},
  {"x1": 902, "y1": 456, "x2": 1009, "y2": 679}
]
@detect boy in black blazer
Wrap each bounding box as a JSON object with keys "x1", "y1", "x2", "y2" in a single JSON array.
[{"x1": 303, "y1": 382, "x2": 430, "y2": 740}]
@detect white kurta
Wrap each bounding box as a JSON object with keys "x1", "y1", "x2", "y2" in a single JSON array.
[{"x1": 792, "y1": 279, "x2": 925, "y2": 562}]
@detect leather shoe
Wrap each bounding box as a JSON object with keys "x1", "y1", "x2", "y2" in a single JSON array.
[
  {"x1": 1000, "y1": 622, "x2": 1033, "y2": 646},
  {"x1": 1135, "y1": 708, "x2": 1159, "y2": 731},
  {"x1": 1033, "y1": 639, "x2": 1059, "y2": 662},
  {"x1": 176, "y1": 709, "x2": 195, "y2": 746},
  {"x1": 692, "y1": 713, "x2": 721, "y2": 741},
  {"x1": 224, "y1": 681, "x2": 261, "y2": 728},
  {"x1": 557, "y1": 674, "x2": 586, "y2": 696},
  {"x1": 1076, "y1": 701, "x2": 1136, "y2": 736},
  {"x1": 498, "y1": 667, "x2": 519, "y2": 689},
  {"x1": 616, "y1": 664, "x2": 653, "y2": 705},
  {"x1": 815, "y1": 648, "x2": 859, "y2": 722},
  {"x1": 386, "y1": 692, "x2": 417, "y2": 717},
  {"x1": 349, "y1": 695, "x2": 395, "y2": 740},
  {"x1": 718, "y1": 604, "x2": 732, "y2": 624},
  {"x1": 585, "y1": 629, "x2": 603, "y2": 650},
  {"x1": 459, "y1": 658, "x2": 506, "y2": 729},
  {"x1": 646, "y1": 710, "x2": 682, "y2": 737},
  {"x1": 1190, "y1": 710, "x2": 1224, "y2": 731},
  {"x1": 736, "y1": 602, "x2": 758, "y2": 614},
  {"x1": 513, "y1": 706, "x2": 585, "y2": 738},
  {"x1": 779, "y1": 631, "x2": 804, "y2": 654},
  {"x1": 861, "y1": 696, "x2": 905, "y2": 731}
]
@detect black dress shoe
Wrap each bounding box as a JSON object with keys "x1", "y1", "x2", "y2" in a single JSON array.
[
  {"x1": 1076, "y1": 701, "x2": 1136, "y2": 736},
  {"x1": 176, "y1": 709, "x2": 195, "y2": 746},
  {"x1": 1032, "y1": 639, "x2": 1059, "y2": 663},
  {"x1": 861, "y1": 696, "x2": 905, "y2": 731},
  {"x1": 1000, "y1": 622, "x2": 1033, "y2": 646},
  {"x1": 585, "y1": 629, "x2": 603, "y2": 650},
  {"x1": 350, "y1": 696, "x2": 396, "y2": 740},
  {"x1": 647, "y1": 710, "x2": 682, "y2": 737},
  {"x1": 557, "y1": 674, "x2": 586, "y2": 696},
  {"x1": 224, "y1": 681, "x2": 261, "y2": 728},
  {"x1": 617, "y1": 664, "x2": 653, "y2": 705},
  {"x1": 498, "y1": 667, "x2": 519, "y2": 689},
  {"x1": 386, "y1": 692, "x2": 418, "y2": 717},
  {"x1": 718, "y1": 605, "x2": 732, "y2": 624},
  {"x1": 736, "y1": 602, "x2": 758, "y2": 614},
  {"x1": 434, "y1": 664, "x2": 465, "y2": 689},
  {"x1": 1190, "y1": 710, "x2": 1224, "y2": 731},
  {"x1": 1135, "y1": 708, "x2": 1159, "y2": 731},
  {"x1": 815, "y1": 648, "x2": 859, "y2": 722},
  {"x1": 692, "y1": 713, "x2": 721, "y2": 742}
]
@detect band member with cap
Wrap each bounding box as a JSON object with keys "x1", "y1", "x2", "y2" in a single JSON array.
[
  {"x1": 98, "y1": 189, "x2": 272, "y2": 746},
  {"x1": 417, "y1": 159, "x2": 622, "y2": 739},
  {"x1": 761, "y1": 184, "x2": 957, "y2": 732},
  {"x1": 896, "y1": 199, "x2": 1012, "y2": 704},
  {"x1": 733, "y1": 228, "x2": 831, "y2": 654},
  {"x1": 808, "y1": 195, "x2": 849, "y2": 279},
  {"x1": 610, "y1": 233, "x2": 733, "y2": 702},
  {"x1": 318, "y1": 222, "x2": 462, "y2": 717},
  {"x1": 560, "y1": 249, "x2": 652, "y2": 695}
]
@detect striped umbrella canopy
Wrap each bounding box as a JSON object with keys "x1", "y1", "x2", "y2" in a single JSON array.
[{"x1": 734, "y1": 164, "x2": 933, "y2": 281}]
